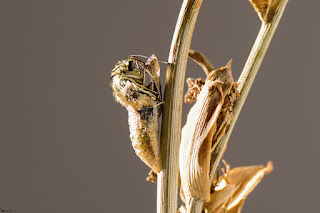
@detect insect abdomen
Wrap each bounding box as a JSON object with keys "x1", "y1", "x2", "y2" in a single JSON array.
[{"x1": 127, "y1": 105, "x2": 161, "y2": 173}]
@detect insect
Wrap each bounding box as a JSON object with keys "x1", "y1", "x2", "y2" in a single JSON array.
[{"x1": 110, "y1": 55, "x2": 162, "y2": 173}]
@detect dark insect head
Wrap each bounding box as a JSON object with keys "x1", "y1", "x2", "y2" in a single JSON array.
[
  {"x1": 128, "y1": 60, "x2": 135, "y2": 71},
  {"x1": 111, "y1": 56, "x2": 159, "y2": 94},
  {"x1": 111, "y1": 57, "x2": 145, "y2": 85}
]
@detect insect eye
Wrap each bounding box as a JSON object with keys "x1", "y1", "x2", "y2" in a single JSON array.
[{"x1": 128, "y1": 61, "x2": 135, "y2": 71}]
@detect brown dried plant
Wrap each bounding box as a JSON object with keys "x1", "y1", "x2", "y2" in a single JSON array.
[
  {"x1": 110, "y1": 0, "x2": 289, "y2": 213},
  {"x1": 159, "y1": 0, "x2": 289, "y2": 213}
]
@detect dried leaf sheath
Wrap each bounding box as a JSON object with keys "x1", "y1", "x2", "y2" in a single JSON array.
[
  {"x1": 180, "y1": 80, "x2": 223, "y2": 201},
  {"x1": 179, "y1": 62, "x2": 234, "y2": 203}
]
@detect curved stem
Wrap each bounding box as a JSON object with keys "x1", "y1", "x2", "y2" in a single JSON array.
[
  {"x1": 188, "y1": 49, "x2": 215, "y2": 75},
  {"x1": 210, "y1": 0, "x2": 289, "y2": 183},
  {"x1": 157, "y1": 0, "x2": 203, "y2": 213}
]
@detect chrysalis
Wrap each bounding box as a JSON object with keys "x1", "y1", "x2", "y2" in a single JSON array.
[{"x1": 110, "y1": 55, "x2": 161, "y2": 173}]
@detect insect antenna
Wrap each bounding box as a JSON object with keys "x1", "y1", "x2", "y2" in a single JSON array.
[{"x1": 129, "y1": 54, "x2": 168, "y2": 65}]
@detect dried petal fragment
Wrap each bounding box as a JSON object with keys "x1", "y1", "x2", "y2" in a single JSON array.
[{"x1": 249, "y1": 0, "x2": 272, "y2": 22}]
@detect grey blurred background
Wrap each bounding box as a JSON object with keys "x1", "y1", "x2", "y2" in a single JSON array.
[{"x1": 0, "y1": 0, "x2": 319, "y2": 212}]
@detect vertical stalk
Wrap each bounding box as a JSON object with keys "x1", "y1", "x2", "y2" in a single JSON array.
[
  {"x1": 209, "y1": 0, "x2": 289, "y2": 182},
  {"x1": 157, "y1": 0, "x2": 203, "y2": 213},
  {"x1": 187, "y1": 198, "x2": 204, "y2": 213}
]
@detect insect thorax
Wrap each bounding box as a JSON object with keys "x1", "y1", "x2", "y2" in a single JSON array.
[{"x1": 111, "y1": 75, "x2": 159, "y2": 111}]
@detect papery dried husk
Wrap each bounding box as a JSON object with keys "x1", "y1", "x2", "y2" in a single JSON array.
[
  {"x1": 146, "y1": 54, "x2": 162, "y2": 102},
  {"x1": 209, "y1": 84, "x2": 239, "y2": 183},
  {"x1": 226, "y1": 161, "x2": 273, "y2": 210},
  {"x1": 204, "y1": 162, "x2": 272, "y2": 213},
  {"x1": 203, "y1": 185, "x2": 237, "y2": 213},
  {"x1": 210, "y1": 162, "x2": 274, "y2": 212},
  {"x1": 179, "y1": 61, "x2": 234, "y2": 202}
]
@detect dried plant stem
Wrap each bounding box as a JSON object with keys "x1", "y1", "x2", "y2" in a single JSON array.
[
  {"x1": 157, "y1": 0, "x2": 203, "y2": 213},
  {"x1": 187, "y1": 198, "x2": 204, "y2": 213},
  {"x1": 210, "y1": 0, "x2": 289, "y2": 183}
]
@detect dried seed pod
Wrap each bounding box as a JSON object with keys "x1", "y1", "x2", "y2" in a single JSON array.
[
  {"x1": 110, "y1": 55, "x2": 161, "y2": 173},
  {"x1": 249, "y1": 0, "x2": 272, "y2": 22},
  {"x1": 179, "y1": 61, "x2": 234, "y2": 203}
]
